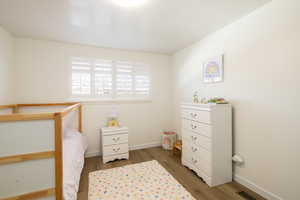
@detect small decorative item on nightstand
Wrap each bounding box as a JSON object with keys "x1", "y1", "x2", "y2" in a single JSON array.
[
  {"x1": 106, "y1": 108, "x2": 120, "y2": 127},
  {"x1": 107, "y1": 117, "x2": 119, "y2": 127},
  {"x1": 101, "y1": 126, "x2": 129, "y2": 164}
]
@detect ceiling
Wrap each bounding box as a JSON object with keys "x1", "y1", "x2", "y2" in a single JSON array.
[{"x1": 0, "y1": 0, "x2": 269, "y2": 54}]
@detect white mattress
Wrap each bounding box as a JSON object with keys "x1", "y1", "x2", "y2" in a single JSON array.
[{"x1": 63, "y1": 130, "x2": 88, "y2": 200}]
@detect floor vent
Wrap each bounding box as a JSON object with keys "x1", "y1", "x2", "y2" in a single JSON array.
[{"x1": 237, "y1": 191, "x2": 256, "y2": 200}]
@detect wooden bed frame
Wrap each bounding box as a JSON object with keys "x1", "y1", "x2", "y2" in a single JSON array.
[{"x1": 0, "y1": 102, "x2": 83, "y2": 200}]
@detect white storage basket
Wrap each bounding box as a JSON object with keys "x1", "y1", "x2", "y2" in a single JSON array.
[{"x1": 162, "y1": 131, "x2": 177, "y2": 150}]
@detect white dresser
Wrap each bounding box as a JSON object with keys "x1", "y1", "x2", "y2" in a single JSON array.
[
  {"x1": 101, "y1": 126, "x2": 129, "y2": 164},
  {"x1": 181, "y1": 103, "x2": 232, "y2": 187}
]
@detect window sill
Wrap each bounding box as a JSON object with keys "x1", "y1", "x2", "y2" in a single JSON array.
[{"x1": 67, "y1": 98, "x2": 152, "y2": 105}]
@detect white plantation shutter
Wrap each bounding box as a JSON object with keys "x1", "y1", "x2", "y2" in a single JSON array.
[
  {"x1": 94, "y1": 60, "x2": 113, "y2": 97},
  {"x1": 116, "y1": 62, "x2": 134, "y2": 97},
  {"x1": 135, "y1": 64, "x2": 150, "y2": 97},
  {"x1": 115, "y1": 62, "x2": 151, "y2": 98},
  {"x1": 71, "y1": 58, "x2": 92, "y2": 95},
  {"x1": 71, "y1": 58, "x2": 150, "y2": 99}
]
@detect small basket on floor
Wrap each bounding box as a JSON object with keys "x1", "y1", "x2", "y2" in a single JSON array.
[{"x1": 162, "y1": 131, "x2": 177, "y2": 150}]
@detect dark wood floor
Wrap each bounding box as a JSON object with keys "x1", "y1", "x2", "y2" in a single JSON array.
[{"x1": 78, "y1": 147, "x2": 266, "y2": 200}]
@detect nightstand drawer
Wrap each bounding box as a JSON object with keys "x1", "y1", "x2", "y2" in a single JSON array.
[
  {"x1": 103, "y1": 143, "x2": 129, "y2": 156},
  {"x1": 103, "y1": 134, "x2": 128, "y2": 146}
]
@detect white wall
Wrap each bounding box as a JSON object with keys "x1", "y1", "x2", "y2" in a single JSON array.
[
  {"x1": 15, "y1": 38, "x2": 172, "y2": 156},
  {"x1": 0, "y1": 26, "x2": 14, "y2": 104},
  {"x1": 171, "y1": 0, "x2": 299, "y2": 199}
]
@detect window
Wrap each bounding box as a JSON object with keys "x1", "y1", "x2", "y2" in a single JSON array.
[
  {"x1": 71, "y1": 58, "x2": 92, "y2": 95},
  {"x1": 71, "y1": 57, "x2": 151, "y2": 99},
  {"x1": 94, "y1": 60, "x2": 113, "y2": 97}
]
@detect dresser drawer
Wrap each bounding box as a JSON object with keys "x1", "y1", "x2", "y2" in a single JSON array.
[
  {"x1": 182, "y1": 143, "x2": 212, "y2": 176},
  {"x1": 182, "y1": 109, "x2": 211, "y2": 124},
  {"x1": 103, "y1": 143, "x2": 129, "y2": 156},
  {"x1": 182, "y1": 142, "x2": 193, "y2": 164},
  {"x1": 191, "y1": 145, "x2": 211, "y2": 164},
  {"x1": 183, "y1": 130, "x2": 211, "y2": 151},
  {"x1": 103, "y1": 134, "x2": 128, "y2": 146},
  {"x1": 182, "y1": 119, "x2": 212, "y2": 138},
  {"x1": 191, "y1": 155, "x2": 212, "y2": 176},
  {"x1": 183, "y1": 142, "x2": 211, "y2": 163}
]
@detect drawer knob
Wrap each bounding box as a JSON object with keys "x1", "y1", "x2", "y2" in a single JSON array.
[
  {"x1": 191, "y1": 124, "x2": 197, "y2": 129},
  {"x1": 190, "y1": 113, "x2": 197, "y2": 118},
  {"x1": 191, "y1": 136, "x2": 197, "y2": 141},
  {"x1": 192, "y1": 147, "x2": 198, "y2": 152},
  {"x1": 112, "y1": 137, "x2": 120, "y2": 142},
  {"x1": 113, "y1": 147, "x2": 120, "y2": 152}
]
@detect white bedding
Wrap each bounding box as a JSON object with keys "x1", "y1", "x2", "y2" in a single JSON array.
[{"x1": 63, "y1": 130, "x2": 88, "y2": 200}]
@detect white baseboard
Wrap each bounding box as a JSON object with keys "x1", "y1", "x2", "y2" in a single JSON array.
[
  {"x1": 129, "y1": 141, "x2": 161, "y2": 151},
  {"x1": 85, "y1": 141, "x2": 161, "y2": 158},
  {"x1": 234, "y1": 174, "x2": 283, "y2": 200},
  {"x1": 85, "y1": 151, "x2": 101, "y2": 158}
]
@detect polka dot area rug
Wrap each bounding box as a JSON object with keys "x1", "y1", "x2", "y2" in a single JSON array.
[{"x1": 88, "y1": 160, "x2": 196, "y2": 200}]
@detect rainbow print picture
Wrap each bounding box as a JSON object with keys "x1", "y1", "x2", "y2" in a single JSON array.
[{"x1": 203, "y1": 55, "x2": 224, "y2": 83}]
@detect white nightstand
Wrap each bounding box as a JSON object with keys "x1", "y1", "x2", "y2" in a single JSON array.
[{"x1": 101, "y1": 126, "x2": 129, "y2": 164}]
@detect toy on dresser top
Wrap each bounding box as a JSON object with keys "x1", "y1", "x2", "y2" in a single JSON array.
[
  {"x1": 193, "y1": 91, "x2": 228, "y2": 104},
  {"x1": 207, "y1": 97, "x2": 228, "y2": 104}
]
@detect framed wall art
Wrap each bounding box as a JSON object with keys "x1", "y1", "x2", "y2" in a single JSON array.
[{"x1": 203, "y1": 55, "x2": 224, "y2": 83}]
